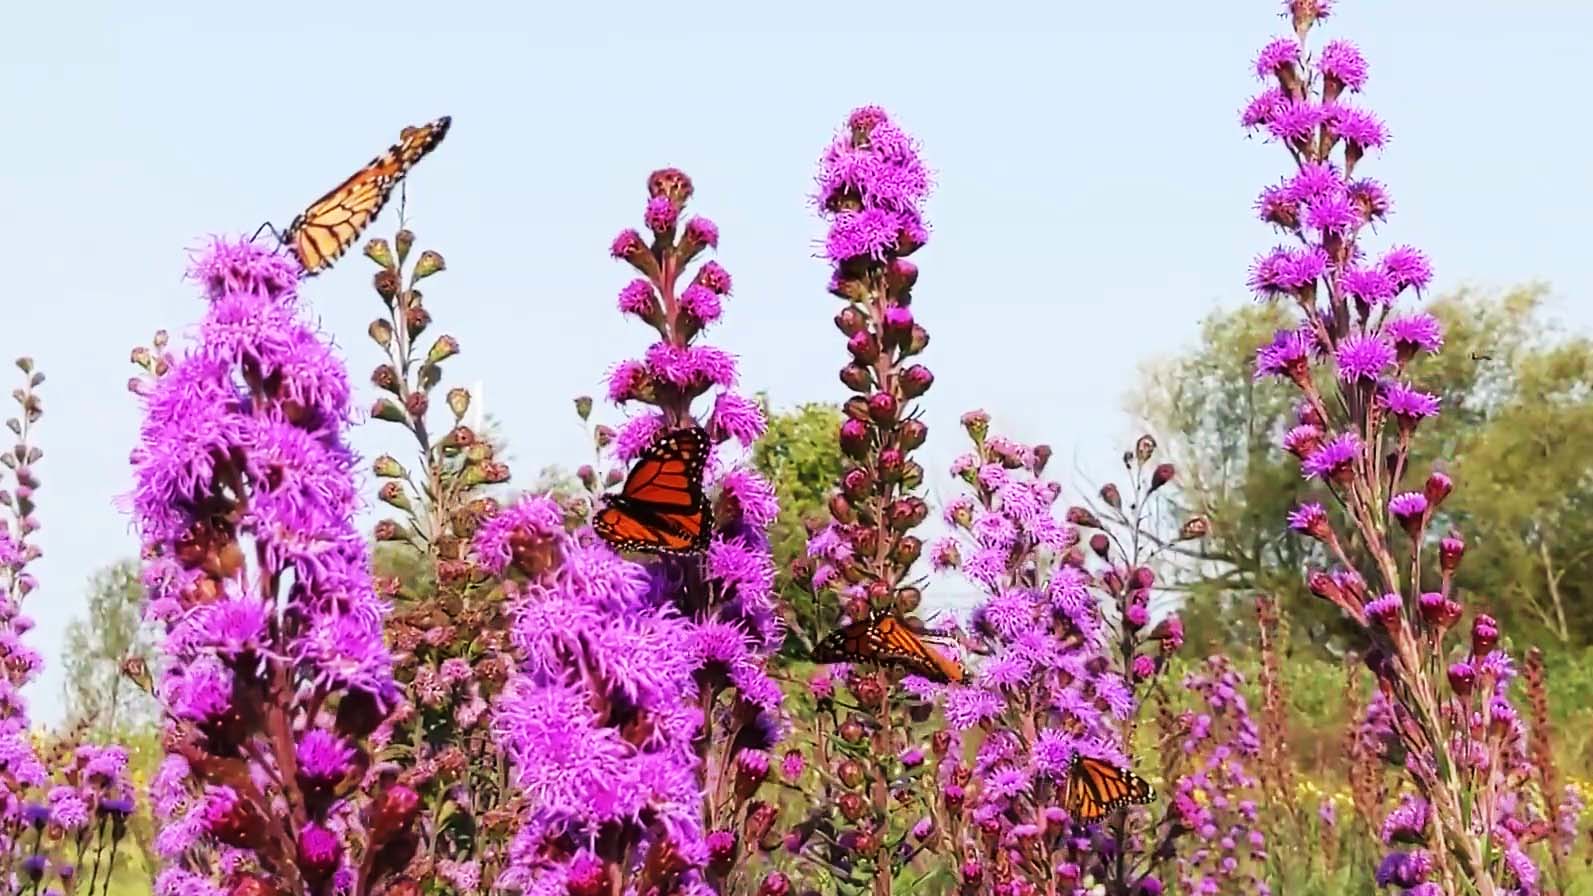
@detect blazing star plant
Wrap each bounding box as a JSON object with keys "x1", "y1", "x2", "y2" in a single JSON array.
[
  {"x1": 360, "y1": 228, "x2": 521, "y2": 893},
  {"x1": 483, "y1": 168, "x2": 784, "y2": 896},
  {"x1": 129, "y1": 240, "x2": 414, "y2": 896},
  {"x1": 927, "y1": 430, "x2": 1199, "y2": 896},
  {"x1": 0, "y1": 360, "x2": 138, "y2": 896},
  {"x1": 789, "y1": 105, "x2": 947, "y2": 896},
  {"x1": 1244, "y1": 1, "x2": 1558, "y2": 891}
]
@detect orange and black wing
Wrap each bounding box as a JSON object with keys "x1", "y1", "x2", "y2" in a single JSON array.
[
  {"x1": 594, "y1": 427, "x2": 713, "y2": 556},
  {"x1": 284, "y1": 116, "x2": 451, "y2": 276},
  {"x1": 1065, "y1": 752, "x2": 1155, "y2": 824},
  {"x1": 813, "y1": 613, "x2": 965, "y2": 684}
]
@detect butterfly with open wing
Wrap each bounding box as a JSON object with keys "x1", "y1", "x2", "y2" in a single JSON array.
[
  {"x1": 261, "y1": 116, "x2": 451, "y2": 277},
  {"x1": 813, "y1": 610, "x2": 966, "y2": 684},
  {"x1": 1064, "y1": 750, "x2": 1156, "y2": 824},
  {"x1": 593, "y1": 426, "x2": 714, "y2": 556}
]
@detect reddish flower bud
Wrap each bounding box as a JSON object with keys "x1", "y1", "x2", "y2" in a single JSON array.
[
  {"x1": 898, "y1": 418, "x2": 928, "y2": 451},
  {"x1": 839, "y1": 364, "x2": 872, "y2": 393},
  {"x1": 1471, "y1": 614, "x2": 1499, "y2": 657},
  {"x1": 867, "y1": 392, "x2": 899, "y2": 424},
  {"x1": 828, "y1": 492, "x2": 855, "y2": 524},
  {"x1": 842, "y1": 467, "x2": 873, "y2": 499},
  {"x1": 839, "y1": 719, "x2": 866, "y2": 743},
  {"x1": 735, "y1": 750, "x2": 771, "y2": 800},
  {"x1": 962, "y1": 859, "x2": 984, "y2": 884},
  {"x1": 900, "y1": 365, "x2": 934, "y2": 399},
  {"x1": 745, "y1": 801, "x2": 778, "y2": 842},
  {"x1": 905, "y1": 324, "x2": 930, "y2": 356},
  {"x1": 837, "y1": 759, "x2": 865, "y2": 788},
  {"x1": 835, "y1": 306, "x2": 867, "y2": 336},
  {"x1": 895, "y1": 585, "x2": 922, "y2": 614},
  {"x1": 1448, "y1": 661, "x2": 1475, "y2": 696},
  {"x1": 942, "y1": 783, "x2": 965, "y2": 809},
  {"x1": 839, "y1": 418, "x2": 870, "y2": 459},
  {"x1": 838, "y1": 792, "x2": 868, "y2": 821},
  {"x1": 1424, "y1": 470, "x2": 1453, "y2": 507},
  {"x1": 878, "y1": 449, "x2": 904, "y2": 478},
  {"x1": 1066, "y1": 507, "x2": 1102, "y2": 528},
  {"x1": 852, "y1": 674, "x2": 885, "y2": 708},
  {"x1": 1089, "y1": 533, "x2": 1110, "y2": 559},
  {"x1": 893, "y1": 535, "x2": 922, "y2": 566},
  {"x1": 370, "y1": 785, "x2": 421, "y2": 845},
  {"x1": 842, "y1": 396, "x2": 872, "y2": 422},
  {"x1": 298, "y1": 823, "x2": 342, "y2": 884},
  {"x1": 1179, "y1": 516, "x2": 1210, "y2": 541},
  {"x1": 1150, "y1": 463, "x2": 1175, "y2": 491},
  {"x1": 1440, "y1": 534, "x2": 1465, "y2": 572},
  {"x1": 886, "y1": 259, "x2": 919, "y2": 295},
  {"x1": 757, "y1": 871, "x2": 792, "y2": 896},
  {"x1": 847, "y1": 331, "x2": 880, "y2": 363},
  {"x1": 1100, "y1": 483, "x2": 1122, "y2": 509}
]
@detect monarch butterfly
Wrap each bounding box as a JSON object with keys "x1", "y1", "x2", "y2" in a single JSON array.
[
  {"x1": 274, "y1": 116, "x2": 452, "y2": 276},
  {"x1": 813, "y1": 611, "x2": 966, "y2": 684},
  {"x1": 593, "y1": 427, "x2": 713, "y2": 556},
  {"x1": 1064, "y1": 751, "x2": 1156, "y2": 824}
]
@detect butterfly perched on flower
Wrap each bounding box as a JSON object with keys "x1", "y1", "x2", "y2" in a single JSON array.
[
  {"x1": 813, "y1": 611, "x2": 965, "y2": 684},
  {"x1": 593, "y1": 426, "x2": 713, "y2": 556},
  {"x1": 263, "y1": 116, "x2": 451, "y2": 277},
  {"x1": 1065, "y1": 751, "x2": 1155, "y2": 824}
]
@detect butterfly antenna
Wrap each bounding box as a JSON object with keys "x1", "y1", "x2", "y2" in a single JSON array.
[{"x1": 250, "y1": 221, "x2": 284, "y2": 246}]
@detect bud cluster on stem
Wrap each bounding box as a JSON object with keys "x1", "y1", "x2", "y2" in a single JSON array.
[
  {"x1": 361, "y1": 228, "x2": 520, "y2": 889},
  {"x1": 803, "y1": 105, "x2": 936, "y2": 896},
  {"x1": 0, "y1": 360, "x2": 138, "y2": 896}
]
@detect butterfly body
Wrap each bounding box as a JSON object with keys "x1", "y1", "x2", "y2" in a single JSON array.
[
  {"x1": 594, "y1": 427, "x2": 713, "y2": 556},
  {"x1": 814, "y1": 612, "x2": 965, "y2": 684},
  {"x1": 282, "y1": 115, "x2": 452, "y2": 276},
  {"x1": 1065, "y1": 751, "x2": 1155, "y2": 824}
]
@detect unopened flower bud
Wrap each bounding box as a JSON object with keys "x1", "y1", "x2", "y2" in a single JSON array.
[
  {"x1": 1100, "y1": 483, "x2": 1121, "y2": 509},
  {"x1": 835, "y1": 306, "x2": 867, "y2": 336},
  {"x1": 1448, "y1": 661, "x2": 1475, "y2": 696},
  {"x1": 868, "y1": 392, "x2": 898, "y2": 423},
  {"x1": 757, "y1": 871, "x2": 792, "y2": 896},
  {"x1": 1440, "y1": 534, "x2": 1465, "y2": 572},
  {"x1": 367, "y1": 319, "x2": 394, "y2": 350},
  {"x1": 394, "y1": 229, "x2": 415, "y2": 263},
  {"x1": 1135, "y1": 435, "x2": 1157, "y2": 463},
  {"x1": 404, "y1": 304, "x2": 431, "y2": 336},
  {"x1": 443, "y1": 387, "x2": 470, "y2": 419},
  {"x1": 905, "y1": 324, "x2": 930, "y2": 356},
  {"x1": 847, "y1": 331, "x2": 880, "y2": 364},
  {"x1": 404, "y1": 391, "x2": 428, "y2": 418},
  {"x1": 1424, "y1": 471, "x2": 1453, "y2": 507},
  {"x1": 839, "y1": 364, "x2": 872, "y2": 393},
  {"x1": 371, "y1": 364, "x2": 400, "y2": 395},
  {"x1": 373, "y1": 269, "x2": 400, "y2": 303},
  {"x1": 842, "y1": 396, "x2": 871, "y2": 422},
  {"x1": 839, "y1": 418, "x2": 870, "y2": 459},
  {"x1": 1179, "y1": 516, "x2": 1210, "y2": 540},
  {"x1": 373, "y1": 455, "x2": 405, "y2": 478},
  {"x1": 371, "y1": 399, "x2": 407, "y2": 423},
  {"x1": 1471, "y1": 614, "x2": 1499, "y2": 657},
  {"x1": 898, "y1": 418, "x2": 928, "y2": 451},
  {"x1": 364, "y1": 238, "x2": 396, "y2": 270},
  {"x1": 895, "y1": 585, "x2": 922, "y2": 614},
  {"x1": 410, "y1": 249, "x2": 445, "y2": 281},
  {"x1": 900, "y1": 365, "x2": 934, "y2": 399},
  {"x1": 838, "y1": 792, "x2": 867, "y2": 821},
  {"x1": 894, "y1": 536, "x2": 922, "y2": 566},
  {"x1": 426, "y1": 335, "x2": 460, "y2": 365},
  {"x1": 1066, "y1": 506, "x2": 1102, "y2": 528},
  {"x1": 378, "y1": 481, "x2": 411, "y2": 512},
  {"x1": 839, "y1": 718, "x2": 866, "y2": 743},
  {"x1": 1150, "y1": 463, "x2": 1175, "y2": 492},
  {"x1": 735, "y1": 750, "x2": 771, "y2": 800}
]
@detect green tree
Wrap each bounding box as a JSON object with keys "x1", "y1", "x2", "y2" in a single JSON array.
[
  {"x1": 751, "y1": 400, "x2": 846, "y2": 658},
  {"x1": 1135, "y1": 286, "x2": 1593, "y2": 651},
  {"x1": 62, "y1": 559, "x2": 159, "y2": 734}
]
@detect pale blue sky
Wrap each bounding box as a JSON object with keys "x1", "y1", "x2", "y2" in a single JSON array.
[{"x1": 3, "y1": 1, "x2": 1589, "y2": 722}]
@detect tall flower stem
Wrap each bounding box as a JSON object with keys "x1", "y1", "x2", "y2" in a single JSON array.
[{"x1": 805, "y1": 105, "x2": 937, "y2": 896}]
